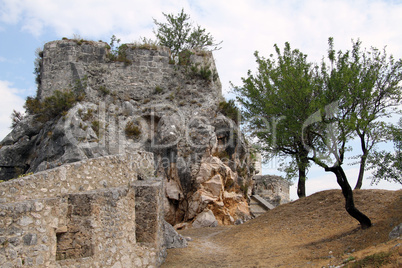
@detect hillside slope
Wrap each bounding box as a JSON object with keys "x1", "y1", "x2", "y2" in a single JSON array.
[{"x1": 163, "y1": 189, "x2": 402, "y2": 267}]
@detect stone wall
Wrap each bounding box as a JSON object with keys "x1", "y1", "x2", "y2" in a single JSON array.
[
  {"x1": 0, "y1": 152, "x2": 166, "y2": 268},
  {"x1": 252, "y1": 175, "x2": 290, "y2": 207},
  {"x1": 38, "y1": 40, "x2": 221, "y2": 103},
  {"x1": 0, "y1": 151, "x2": 153, "y2": 204}
]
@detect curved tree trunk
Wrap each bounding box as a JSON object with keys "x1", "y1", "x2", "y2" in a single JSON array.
[
  {"x1": 326, "y1": 165, "x2": 372, "y2": 229},
  {"x1": 354, "y1": 154, "x2": 367, "y2": 190},
  {"x1": 355, "y1": 132, "x2": 368, "y2": 190}
]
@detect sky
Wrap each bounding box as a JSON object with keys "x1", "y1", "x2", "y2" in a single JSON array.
[{"x1": 0, "y1": 0, "x2": 401, "y2": 199}]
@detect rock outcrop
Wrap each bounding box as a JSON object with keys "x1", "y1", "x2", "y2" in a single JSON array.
[{"x1": 0, "y1": 39, "x2": 255, "y2": 225}]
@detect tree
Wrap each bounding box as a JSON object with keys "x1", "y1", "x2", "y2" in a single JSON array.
[
  {"x1": 233, "y1": 42, "x2": 323, "y2": 198},
  {"x1": 304, "y1": 38, "x2": 375, "y2": 228},
  {"x1": 153, "y1": 9, "x2": 222, "y2": 63},
  {"x1": 368, "y1": 118, "x2": 402, "y2": 185},
  {"x1": 342, "y1": 41, "x2": 402, "y2": 189},
  {"x1": 235, "y1": 38, "x2": 401, "y2": 228}
]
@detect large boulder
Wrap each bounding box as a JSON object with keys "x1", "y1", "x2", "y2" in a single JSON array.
[
  {"x1": 192, "y1": 209, "x2": 218, "y2": 228},
  {"x1": 163, "y1": 220, "x2": 188, "y2": 248}
]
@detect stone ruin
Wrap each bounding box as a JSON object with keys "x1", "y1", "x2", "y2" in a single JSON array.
[
  {"x1": 252, "y1": 175, "x2": 290, "y2": 207},
  {"x1": 0, "y1": 38, "x2": 255, "y2": 227},
  {"x1": 0, "y1": 38, "x2": 290, "y2": 266},
  {"x1": 0, "y1": 152, "x2": 168, "y2": 267}
]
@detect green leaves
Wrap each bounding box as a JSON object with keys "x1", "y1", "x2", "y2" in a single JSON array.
[{"x1": 153, "y1": 9, "x2": 222, "y2": 63}]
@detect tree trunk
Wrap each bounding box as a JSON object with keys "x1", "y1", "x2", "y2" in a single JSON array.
[
  {"x1": 297, "y1": 166, "x2": 306, "y2": 198},
  {"x1": 326, "y1": 165, "x2": 372, "y2": 229},
  {"x1": 355, "y1": 130, "x2": 368, "y2": 190},
  {"x1": 354, "y1": 153, "x2": 367, "y2": 190},
  {"x1": 296, "y1": 152, "x2": 309, "y2": 198}
]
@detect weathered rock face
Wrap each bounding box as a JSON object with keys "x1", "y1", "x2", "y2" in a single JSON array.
[{"x1": 0, "y1": 39, "x2": 255, "y2": 225}]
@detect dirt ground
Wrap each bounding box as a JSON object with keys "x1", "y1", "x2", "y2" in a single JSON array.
[{"x1": 161, "y1": 189, "x2": 402, "y2": 268}]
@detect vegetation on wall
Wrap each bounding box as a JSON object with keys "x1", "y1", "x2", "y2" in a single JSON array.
[
  {"x1": 218, "y1": 100, "x2": 240, "y2": 124},
  {"x1": 33, "y1": 47, "x2": 43, "y2": 88},
  {"x1": 153, "y1": 8, "x2": 222, "y2": 64},
  {"x1": 125, "y1": 120, "x2": 142, "y2": 140},
  {"x1": 106, "y1": 35, "x2": 132, "y2": 65},
  {"x1": 10, "y1": 110, "x2": 24, "y2": 128},
  {"x1": 24, "y1": 90, "x2": 82, "y2": 123}
]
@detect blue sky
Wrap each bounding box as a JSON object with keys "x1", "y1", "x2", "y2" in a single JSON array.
[{"x1": 1, "y1": 0, "x2": 401, "y2": 199}]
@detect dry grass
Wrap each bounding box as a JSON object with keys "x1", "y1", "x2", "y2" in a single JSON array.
[{"x1": 162, "y1": 189, "x2": 402, "y2": 267}]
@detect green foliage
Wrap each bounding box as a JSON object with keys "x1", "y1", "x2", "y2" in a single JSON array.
[
  {"x1": 187, "y1": 62, "x2": 215, "y2": 81},
  {"x1": 368, "y1": 118, "x2": 402, "y2": 185},
  {"x1": 153, "y1": 9, "x2": 222, "y2": 63},
  {"x1": 34, "y1": 47, "x2": 43, "y2": 86},
  {"x1": 91, "y1": 120, "x2": 102, "y2": 136},
  {"x1": 345, "y1": 251, "x2": 393, "y2": 267},
  {"x1": 154, "y1": 85, "x2": 163, "y2": 94},
  {"x1": 24, "y1": 90, "x2": 82, "y2": 123},
  {"x1": 312, "y1": 38, "x2": 402, "y2": 189},
  {"x1": 106, "y1": 35, "x2": 132, "y2": 65},
  {"x1": 98, "y1": 86, "x2": 110, "y2": 95},
  {"x1": 178, "y1": 50, "x2": 193, "y2": 66},
  {"x1": 234, "y1": 38, "x2": 402, "y2": 195},
  {"x1": 24, "y1": 83, "x2": 84, "y2": 123},
  {"x1": 10, "y1": 110, "x2": 24, "y2": 128},
  {"x1": 125, "y1": 121, "x2": 141, "y2": 140},
  {"x1": 218, "y1": 100, "x2": 241, "y2": 124}
]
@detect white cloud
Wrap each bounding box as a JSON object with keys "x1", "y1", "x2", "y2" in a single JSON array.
[{"x1": 0, "y1": 80, "x2": 25, "y2": 140}]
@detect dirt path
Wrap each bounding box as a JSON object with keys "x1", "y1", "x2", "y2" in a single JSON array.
[
  {"x1": 161, "y1": 189, "x2": 402, "y2": 268},
  {"x1": 161, "y1": 226, "x2": 234, "y2": 268}
]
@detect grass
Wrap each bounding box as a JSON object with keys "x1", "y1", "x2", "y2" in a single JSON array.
[
  {"x1": 162, "y1": 189, "x2": 402, "y2": 267},
  {"x1": 345, "y1": 251, "x2": 395, "y2": 267}
]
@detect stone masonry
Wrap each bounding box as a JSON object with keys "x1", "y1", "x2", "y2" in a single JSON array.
[
  {"x1": 0, "y1": 151, "x2": 166, "y2": 267},
  {"x1": 252, "y1": 175, "x2": 290, "y2": 207}
]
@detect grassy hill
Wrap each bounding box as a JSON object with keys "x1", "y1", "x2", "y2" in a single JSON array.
[{"x1": 163, "y1": 189, "x2": 402, "y2": 267}]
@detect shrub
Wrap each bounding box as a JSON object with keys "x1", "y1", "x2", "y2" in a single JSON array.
[
  {"x1": 24, "y1": 90, "x2": 81, "y2": 123},
  {"x1": 178, "y1": 50, "x2": 193, "y2": 66},
  {"x1": 34, "y1": 47, "x2": 43, "y2": 86},
  {"x1": 125, "y1": 121, "x2": 141, "y2": 140},
  {"x1": 153, "y1": 9, "x2": 222, "y2": 63},
  {"x1": 154, "y1": 86, "x2": 163, "y2": 94},
  {"x1": 10, "y1": 110, "x2": 24, "y2": 128},
  {"x1": 91, "y1": 120, "x2": 102, "y2": 136},
  {"x1": 98, "y1": 86, "x2": 110, "y2": 95},
  {"x1": 218, "y1": 100, "x2": 240, "y2": 124},
  {"x1": 106, "y1": 35, "x2": 132, "y2": 65}
]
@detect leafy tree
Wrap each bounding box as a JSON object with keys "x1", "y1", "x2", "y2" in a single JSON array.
[
  {"x1": 233, "y1": 42, "x2": 323, "y2": 198},
  {"x1": 368, "y1": 118, "x2": 402, "y2": 185},
  {"x1": 235, "y1": 38, "x2": 400, "y2": 228},
  {"x1": 304, "y1": 38, "x2": 375, "y2": 228},
  {"x1": 153, "y1": 9, "x2": 222, "y2": 63},
  {"x1": 341, "y1": 40, "x2": 402, "y2": 189}
]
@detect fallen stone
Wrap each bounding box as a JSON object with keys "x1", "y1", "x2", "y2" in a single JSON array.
[
  {"x1": 192, "y1": 209, "x2": 218, "y2": 228},
  {"x1": 163, "y1": 220, "x2": 188, "y2": 249}
]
